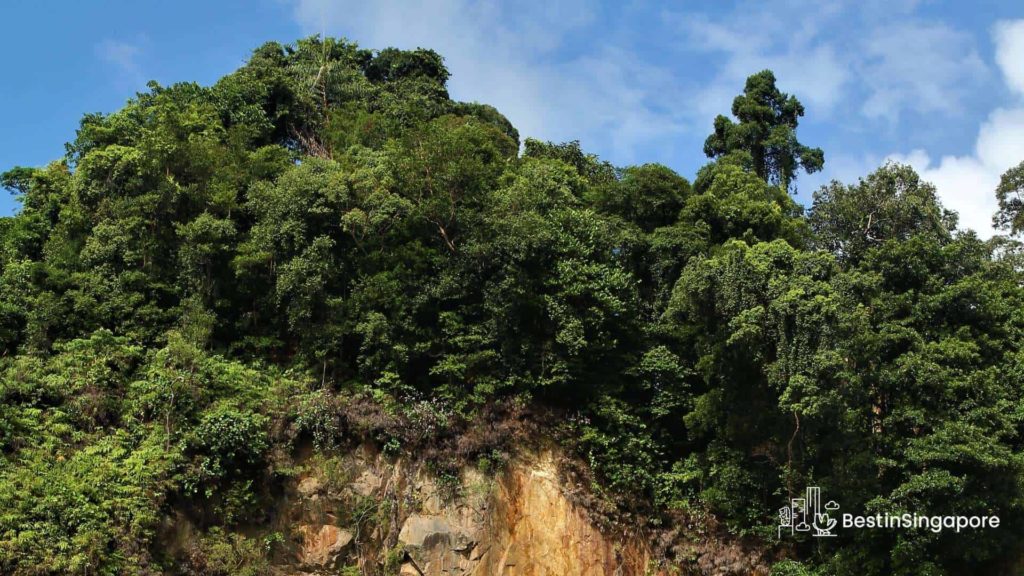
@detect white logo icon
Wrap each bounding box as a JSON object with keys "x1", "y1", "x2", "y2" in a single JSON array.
[{"x1": 779, "y1": 486, "x2": 840, "y2": 538}]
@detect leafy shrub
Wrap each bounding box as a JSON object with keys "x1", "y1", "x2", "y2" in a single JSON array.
[{"x1": 181, "y1": 405, "x2": 269, "y2": 496}]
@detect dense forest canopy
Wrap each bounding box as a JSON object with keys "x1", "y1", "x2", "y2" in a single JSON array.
[{"x1": 2, "y1": 36, "x2": 1024, "y2": 575}]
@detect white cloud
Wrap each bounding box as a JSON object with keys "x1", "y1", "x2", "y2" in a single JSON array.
[
  {"x1": 287, "y1": 0, "x2": 1015, "y2": 220},
  {"x1": 289, "y1": 0, "x2": 686, "y2": 160},
  {"x1": 887, "y1": 19, "x2": 1024, "y2": 239},
  {"x1": 887, "y1": 149, "x2": 999, "y2": 238},
  {"x1": 859, "y1": 22, "x2": 987, "y2": 121},
  {"x1": 994, "y1": 20, "x2": 1024, "y2": 96},
  {"x1": 95, "y1": 39, "x2": 144, "y2": 87},
  {"x1": 664, "y1": 1, "x2": 990, "y2": 125},
  {"x1": 666, "y1": 6, "x2": 849, "y2": 119}
]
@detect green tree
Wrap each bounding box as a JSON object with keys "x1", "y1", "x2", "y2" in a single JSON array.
[
  {"x1": 704, "y1": 70, "x2": 824, "y2": 191},
  {"x1": 809, "y1": 162, "x2": 956, "y2": 263},
  {"x1": 994, "y1": 159, "x2": 1024, "y2": 234},
  {"x1": 0, "y1": 35, "x2": 1022, "y2": 576}
]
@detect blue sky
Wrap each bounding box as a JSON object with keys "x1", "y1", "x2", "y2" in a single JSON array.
[{"x1": 2, "y1": 1, "x2": 1023, "y2": 236}]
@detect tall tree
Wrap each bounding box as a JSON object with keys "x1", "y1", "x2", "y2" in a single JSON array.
[
  {"x1": 703, "y1": 70, "x2": 824, "y2": 191},
  {"x1": 994, "y1": 160, "x2": 1024, "y2": 234},
  {"x1": 809, "y1": 162, "x2": 956, "y2": 263}
]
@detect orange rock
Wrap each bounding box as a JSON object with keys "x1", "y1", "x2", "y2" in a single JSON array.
[{"x1": 296, "y1": 524, "x2": 353, "y2": 569}]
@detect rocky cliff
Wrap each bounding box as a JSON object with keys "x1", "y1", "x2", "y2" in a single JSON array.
[
  {"x1": 162, "y1": 439, "x2": 771, "y2": 575},
  {"x1": 276, "y1": 445, "x2": 654, "y2": 575}
]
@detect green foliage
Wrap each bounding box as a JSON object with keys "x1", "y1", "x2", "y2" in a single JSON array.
[
  {"x1": 291, "y1": 389, "x2": 345, "y2": 449},
  {"x1": 703, "y1": 70, "x2": 824, "y2": 191},
  {"x1": 574, "y1": 398, "x2": 662, "y2": 498},
  {"x1": 180, "y1": 527, "x2": 271, "y2": 576},
  {"x1": 771, "y1": 560, "x2": 819, "y2": 576},
  {"x1": 181, "y1": 405, "x2": 269, "y2": 495},
  {"x1": 0, "y1": 430, "x2": 176, "y2": 574},
  {"x1": 0, "y1": 39, "x2": 1021, "y2": 576},
  {"x1": 995, "y1": 160, "x2": 1024, "y2": 234},
  {"x1": 809, "y1": 162, "x2": 955, "y2": 263}
]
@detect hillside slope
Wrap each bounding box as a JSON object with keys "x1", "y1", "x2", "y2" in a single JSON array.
[{"x1": 1, "y1": 36, "x2": 1023, "y2": 575}]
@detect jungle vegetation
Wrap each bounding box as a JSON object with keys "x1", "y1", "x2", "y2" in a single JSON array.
[{"x1": 2, "y1": 36, "x2": 1024, "y2": 575}]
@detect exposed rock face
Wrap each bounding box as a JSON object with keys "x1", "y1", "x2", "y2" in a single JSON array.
[
  {"x1": 297, "y1": 476, "x2": 323, "y2": 498},
  {"x1": 265, "y1": 445, "x2": 765, "y2": 575},
  {"x1": 352, "y1": 468, "x2": 383, "y2": 497},
  {"x1": 471, "y1": 452, "x2": 649, "y2": 575},
  {"x1": 398, "y1": 514, "x2": 475, "y2": 572},
  {"x1": 385, "y1": 451, "x2": 648, "y2": 576},
  {"x1": 378, "y1": 460, "x2": 492, "y2": 574},
  {"x1": 296, "y1": 524, "x2": 353, "y2": 570}
]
